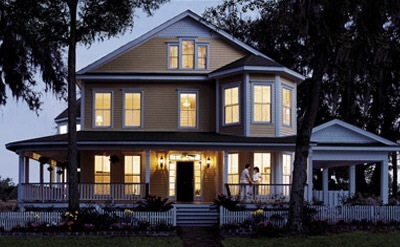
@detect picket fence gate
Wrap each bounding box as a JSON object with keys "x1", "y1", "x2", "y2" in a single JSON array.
[
  {"x1": 220, "y1": 205, "x2": 400, "y2": 227},
  {"x1": 0, "y1": 209, "x2": 176, "y2": 231}
]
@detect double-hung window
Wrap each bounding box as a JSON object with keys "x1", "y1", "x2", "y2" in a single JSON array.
[
  {"x1": 253, "y1": 84, "x2": 272, "y2": 123},
  {"x1": 94, "y1": 91, "x2": 112, "y2": 128},
  {"x1": 124, "y1": 155, "x2": 141, "y2": 196},
  {"x1": 282, "y1": 87, "x2": 292, "y2": 126},
  {"x1": 123, "y1": 91, "x2": 142, "y2": 128},
  {"x1": 94, "y1": 155, "x2": 110, "y2": 195},
  {"x1": 167, "y1": 39, "x2": 208, "y2": 70},
  {"x1": 223, "y1": 86, "x2": 239, "y2": 125},
  {"x1": 179, "y1": 91, "x2": 197, "y2": 128}
]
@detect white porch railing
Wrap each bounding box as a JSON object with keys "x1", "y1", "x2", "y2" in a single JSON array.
[
  {"x1": 220, "y1": 205, "x2": 400, "y2": 226},
  {"x1": 224, "y1": 183, "x2": 291, "y2": 202},
  {"x1": 0, "y1": 208, "x2": 176, "y2": 231},
  {"x1": 20, "y1": 183, "x2": 148, "y2": 202},
  {"x1": 313, "y1": 190, "x2": 350, "y2": 206}
]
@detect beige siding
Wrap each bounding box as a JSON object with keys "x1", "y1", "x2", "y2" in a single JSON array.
[
  {"x1": 80, "y1": 152, "x2": 94, "y2": 183},
  {"x1": 84, "y1": 81, "x2": 216, "y2": 132},
  {"x1": 249, "y1": 124, "x2": 276, "y2": 137},
  {"x1": 150, "y1": 152, "x2": 168, "y2": 198},
  {"x1": 94, "y1": 37, "x2": 247, "y2": 73}
]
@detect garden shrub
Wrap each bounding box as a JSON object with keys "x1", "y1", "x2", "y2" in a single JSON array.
[
  {"x1": 136, "y1": 194, "x2": 174, "y2": 212},
  {"x1": 213, "y1": 193, "x2": 246, "y2": 211}
]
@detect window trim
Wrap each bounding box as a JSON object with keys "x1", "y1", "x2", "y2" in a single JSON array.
[
  {"x1": 251, "y1": 81, "x2": 273, "y2": 124},
  {"x1": 122, "y1": 89, "x2": 143, "y2": 129},
  {"x1": 166, "y1": 38, "x2": 209, "y2": 70},
  {"x1": 92, "y1": 90, "x2": 113, "y2": 128},
  {"x1": 177, "y1": 89, "x2": 199, "y2": 129},
  {"x1": 222, "y1": 83, "x2": 241, "y2": 126},
  {"x1": 282, "y1": 86, "x2": 293, "y2": 127}
]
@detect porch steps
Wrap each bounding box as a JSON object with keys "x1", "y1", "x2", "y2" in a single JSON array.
[{"x1": 175, "y1": 204, "x2": 219, "y2": 227}]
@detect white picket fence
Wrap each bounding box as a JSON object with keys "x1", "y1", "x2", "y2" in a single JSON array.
[
  {"x1": 220, "y1": 205, "x2": 400, "y2": 227},
  {"x1": 0, "y1": 208, "x2": 176, "y2": 231}
]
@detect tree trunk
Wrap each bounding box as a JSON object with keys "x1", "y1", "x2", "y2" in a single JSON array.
[
  {"x1": 287, "y1": 69, "x2": 323, "y2": 232},
  {"x1": 67, "y1": 0, "x2": 79, "y2": 211},
  {"x1": 392, "y1": 152, "x2": 398, "y2": 196}
]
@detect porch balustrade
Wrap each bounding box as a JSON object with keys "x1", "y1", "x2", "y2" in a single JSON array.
[
  {"x1": 224, "y1": 183, "x2": 291, "y2": 202},
  {"x1": 20, "y1": 183, "x2": 148, "y2": 203}
]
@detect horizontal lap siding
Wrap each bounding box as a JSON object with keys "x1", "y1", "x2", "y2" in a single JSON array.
[
  {"x1": 84, "y1": 81, "x2": 215, "y2": 132},
  {"x1": 249, "y1": 124, "x2": 275, "y2": 137},
  {"x1": 93, "y1": 37, "x2": 247, "y2": 73}
]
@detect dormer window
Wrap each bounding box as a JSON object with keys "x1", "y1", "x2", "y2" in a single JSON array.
[{"x1": 167, "y1": 38, "x2": 208, "y2": 70}]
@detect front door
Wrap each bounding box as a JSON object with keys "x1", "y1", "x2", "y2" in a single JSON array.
[{"x1": 176, "y1": 162, "x2": 194, "y2": 202}]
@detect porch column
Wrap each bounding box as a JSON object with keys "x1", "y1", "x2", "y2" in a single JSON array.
[
  {"x1": 18, "y1": 153, "x2": 25, "y2": 203},
  {"x1": 349, "y1": 164, "x2": 356, "y2": 196},
  {"x1": 323, "y1": 167, "x2": 329, "y2": 205},
  {"x1": 145, "y1": 150, "x2": 151, "y2": 193},
  {"x1": 380, "y1": 159, "x2": 389, "y2": 204},
  {"x1": 306, "y1": 149, "x2": 313, "y2": 202},
  {"x1": 223, "y1": 150, "x2": 229, "y2": 194}
]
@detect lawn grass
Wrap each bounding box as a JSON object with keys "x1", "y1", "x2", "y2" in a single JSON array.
[
  {"x1": 0, "y1": 236, "x2": 183, "y2": 247},
  {"x1": 221, "y1": 231, "x2": 400, "y2": 247}
]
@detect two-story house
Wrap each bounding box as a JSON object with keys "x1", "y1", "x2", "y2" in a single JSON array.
[{"x1": 6, "y1": 10, "x2": 399, "y2": 209}]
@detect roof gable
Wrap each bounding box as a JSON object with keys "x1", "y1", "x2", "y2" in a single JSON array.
[
  {"x1": 77, "y1": 9, "x2": 286, "y2": 76},
  {"x1": 311, "y1": 119, "x2": 398, "y2": 146}
]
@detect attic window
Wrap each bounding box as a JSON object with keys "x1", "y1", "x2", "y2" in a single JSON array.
[{"x1": 167, "y1": 39, "x2": 208, "y2": 70}]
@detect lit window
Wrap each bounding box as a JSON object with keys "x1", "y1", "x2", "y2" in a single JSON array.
[
  {"x1": 124, "y1": 155, "x2": 141, "y2": 196},
  {"x1": 253, "y1": 153, "x2": 271, "y2": 184},
  {"x1": 182, "y1": 40, "x2": 194, "y2": 69},
  {"x1": 197, "y1": 45, "x2": 207, "y2": 69},
  {"x1": 224, "y1": 86, "x2": 239, "y2": 125},
  {"x1": 124, "y1": 92, "x2": 141, "y2": 127},
  {"x1": 169, "y1": 45, "x2": 178, "y2": 69},
  {"x1": 282, "y1": 88, "x2": 292, "y2": 126},
  {"x1": 282, "y1": 154, "x2": 292, "y2": 196},
  {"x1": 94, "y1": 92, "x2": 112, "y2": 127},
  {"x1": 94, "y1": 155, "x2": 110, "y2": 195},
  {"x1": 227, "y1": 154, "x2": 239, "y2": 195},
  {"x1": 179, "y1": 92, "x2": 197, "y2": 128},
  {"x1": 253, "y1": 85, "x2": 271, "y2": 122},
  {"x1": 167, "y1": 40, "x2": 208, "y2": 70}
]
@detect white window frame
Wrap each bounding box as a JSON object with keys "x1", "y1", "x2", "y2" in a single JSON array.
[
  {"x1": 166, "y1": 38, "x2": 209, "y2": 70},
  {"x1": 282, "y1": 86, "x2": 293, "y2": 127},
  {"x1": 178, "y1": 90, "x2": 199, "y2": 129},
  {"x1": 252, "y1": 82, "x2": 273, "y2": 124},
  {"x1": 122, "y1": 89, "x2": 143, "y2": 128},
  {"x1": 93, "y1": 90, "x2": 113, "y2": 128},
  {"x1": 222, "y1": 84, "x2": 240, "y2": 126}
]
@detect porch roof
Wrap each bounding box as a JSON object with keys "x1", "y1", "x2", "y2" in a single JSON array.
[{"x1": 6, "y1": 131, "x2": 298, "y2": 152}]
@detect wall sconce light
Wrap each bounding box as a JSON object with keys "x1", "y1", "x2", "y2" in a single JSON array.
[
  {"x1": 206, "y1": 157, "x2": 211, "y2": 168},
  {"x1": 159, "y1": 156, "x2": 164, "y2": 168},
  {"x1": 77, "y1": 168, "x2": 81, "y2": 173}
]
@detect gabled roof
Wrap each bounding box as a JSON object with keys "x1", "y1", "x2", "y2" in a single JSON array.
[
  {"x1": 77, "y1": 9, "x2": 304, "y2": 81},
  {"x1": 311, "y1": 119, "x2": 399, "y2": 147},
  {"x1": 209, "y1": 54, "x2": 305, "y2": 81}
]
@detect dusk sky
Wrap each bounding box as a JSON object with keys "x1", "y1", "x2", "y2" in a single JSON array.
[{"x1": 0, "y1": 0, "x2": 223, "y2": 183}]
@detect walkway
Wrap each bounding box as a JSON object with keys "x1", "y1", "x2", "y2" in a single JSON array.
[{"x1": 179, "y1": 227, "x2": 221, "y2": 247}]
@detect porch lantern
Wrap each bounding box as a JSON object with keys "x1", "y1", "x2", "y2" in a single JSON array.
[
  {"x1": 206, "y1": 157, "x2": 211, "y2": 168},
  {"x1": 159, "y1": 156, "x2": 164, "y2": 168}
]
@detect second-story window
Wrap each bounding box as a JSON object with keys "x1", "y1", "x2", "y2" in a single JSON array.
[
  {"x1": 182, "y1": 40, "x2": 194, "y2": 69},
  {"x1": 253, "y1": 84, "x2": 272, "y2": 123},
  {"x1": 94, "y1": 91, "x2": 112, "y2": 127},
  {"x1": 169, "y1": 45, "x2": 179, "y2": 69},
  {"x1": 282, "y1": 87, "x2": 292, "y2": 126},
  {"x1": 224, "y1": 86, "x2": 239, "y2": 125},
  {"x1": 179, "y1": 92, "x2": 197, "y2": 128},
  {"x1": 124, "y1": 91, "x2": 142, "y2": 128},
  {"x1": 167, "y1": 39, "x2": 208, "y2": 70}
]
